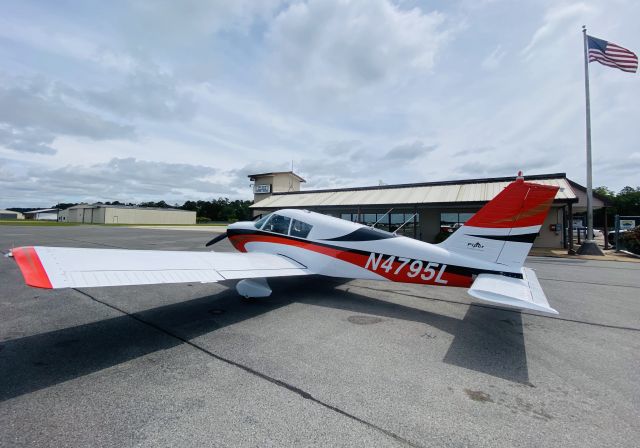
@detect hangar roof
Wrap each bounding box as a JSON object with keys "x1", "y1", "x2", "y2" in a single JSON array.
[
  {"x1": 24, "y1": 208, "x2": 59, "y2": 214},
  {"x1": 65, "y1": 203, "x2": 192, "y2": 212},
  {"x1": 0, "y1": 209, "x2": 24, "y2": 217},
  {"x1": 251, "y1": 173, "x2": 578, "y2": 209}
]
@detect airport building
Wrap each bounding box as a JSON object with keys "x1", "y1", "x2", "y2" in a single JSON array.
[
  {"x1": 249, "y1": 171, "x2": 609, "y2": 249},
  {"x1": 0, "y1": 209, "x2": 25, "y2": 220},
  {"x1": 58, "y1": 204, "x2": 196, "y2": 225},
  {"x1": 23, "y1": 208, "x2": 59, "y2": 221}
]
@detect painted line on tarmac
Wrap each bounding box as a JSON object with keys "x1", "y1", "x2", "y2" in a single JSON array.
[
  {"x1": 348, "y1": 285, "x2": 640, "y2": 333},
  {"x1": 527, "y1": 259, "x2": 640, "y2": 271},
  {"x1": 73, "y1": 288, "x2": 424, "y2": 448},
  {"x1": 536, "y1": 277, "x2": 639, "y2": 290}
]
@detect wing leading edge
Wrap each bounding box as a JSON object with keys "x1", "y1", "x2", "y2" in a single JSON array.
[{"x1": 11, "y1": 246, "x2": 309, "y2": 289}]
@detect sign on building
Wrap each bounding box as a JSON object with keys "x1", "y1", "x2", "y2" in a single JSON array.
[
  {"x1": 620, "y1": 219, "x2": 636, "y2": 230},
  {"x1": 254, "y1": 184, "x2": 271, "y2": 194}
]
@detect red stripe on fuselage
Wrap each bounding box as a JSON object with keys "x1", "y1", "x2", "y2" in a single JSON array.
[
  {"x1": 229, "y1": 233, "x2": 473, "y2": 287},
  {"x1": 12, "y1": 247, "x2": 53, "y2": 289}
]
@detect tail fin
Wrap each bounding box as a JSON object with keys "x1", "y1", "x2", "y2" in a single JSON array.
[{"x1": 441, "y1": 178, "x2": 559, "y2": 269}]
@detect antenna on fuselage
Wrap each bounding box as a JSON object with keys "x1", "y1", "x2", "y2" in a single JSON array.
[
  {"x1": 393, "y1": 212, "x2": 418, "y2": 235},
  {"x1": 370, "y1": 208, "x2": 393, "y2": 229}
]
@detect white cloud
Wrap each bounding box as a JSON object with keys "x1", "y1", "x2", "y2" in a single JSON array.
[
  {"x1": 0, "y1": 79, "x2": 135, "y2": 155},
  {"x1": 1, "y1": 0, "x2": 639, "y2": 208},
  {"x1": 522, "y1": 2, "x2": 594, "y2": 57},
  {"x1": 0, "y1": 18, "x2": 139, "y2": 73},
  {"x1": 0, "y1": 157, "x2": 240, "y2": 207},
  {"x1": 123, "y1": 0, "x2": 285, "y2": 51},
  {"x1": 481, "y1": 45, "x2": 506, "y2": 70},
  {"x1": 83, "y1": 70, "x2": 197, "y2": 121},
  {"x1": 265, "y1": 0, "x2": 448, "y2": 95}
]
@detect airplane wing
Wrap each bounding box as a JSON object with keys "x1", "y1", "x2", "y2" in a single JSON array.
[
  {"x1": 10, "y1": 246, "x2": 309, "y2": 289},
  {"x1": 467, "y1": 267, "x2": 558, "y2": 314}
]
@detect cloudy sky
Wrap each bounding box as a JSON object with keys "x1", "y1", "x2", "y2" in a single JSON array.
[{"x1": 1, "y1": 0, "x2": 638, "y2": 208}]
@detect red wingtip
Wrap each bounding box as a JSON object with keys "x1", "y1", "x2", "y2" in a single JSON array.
[{"x1": 12, "y1": 247, "x2": 53, "y2": 289}]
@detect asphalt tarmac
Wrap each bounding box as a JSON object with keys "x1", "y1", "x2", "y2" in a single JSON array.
[{"x1": 1, "y1": 225, "x2": 638, "y2": 447}]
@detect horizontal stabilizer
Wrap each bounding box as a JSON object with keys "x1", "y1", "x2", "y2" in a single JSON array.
[{"x1": 467, "y1": 267, "x2": 558, "y2": 314}]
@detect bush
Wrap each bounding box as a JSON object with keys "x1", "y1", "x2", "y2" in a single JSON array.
[
  {"x1": 620, "y1": 226, "x2": 640, "y2": 254},
  {"x1": 196, "y1": 216, "x2": 212, "y2": 224}
]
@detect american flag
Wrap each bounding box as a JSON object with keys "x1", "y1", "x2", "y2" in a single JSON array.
[{"x1": 587, "y1": 35, "x2": 638, "y2": 73}]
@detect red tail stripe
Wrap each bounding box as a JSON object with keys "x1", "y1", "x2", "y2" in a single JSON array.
[
  {"x1": 12, "y1": 247, "x2": 53, "y2": 289},
  {"x1": 465, "y1": 180, "x2": 559, "y2": 229}
]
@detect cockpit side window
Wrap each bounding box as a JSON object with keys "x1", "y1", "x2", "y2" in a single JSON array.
[
  {"x1": 290, "y1": 219, "x2": 313, "y2": 238},
  {"x1": 254, "y1": 213, "x2": 272, "y2": 229},
  {"x1": 263, "y1": 214, "x2": 291, "y2": 235}
]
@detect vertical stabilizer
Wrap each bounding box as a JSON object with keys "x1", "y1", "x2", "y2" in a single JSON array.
[{"x1": 440, "y1": 178, "x2": 559, "y2": 269}]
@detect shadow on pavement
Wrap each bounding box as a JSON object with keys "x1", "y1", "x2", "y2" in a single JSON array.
[
  {"x1": 304, "y1": 285, "x2": 529, "y2": 384},
  {"x1": 0, "y1": 285, "x2": 297, "y2": 402},
  {"x1": 0, "y1": 277, "x2": 528, "y2": 402}
]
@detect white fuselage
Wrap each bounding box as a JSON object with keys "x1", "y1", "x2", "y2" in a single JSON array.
[{"x1": 227, "y1": 209, "x2": 522, "y2": 288}]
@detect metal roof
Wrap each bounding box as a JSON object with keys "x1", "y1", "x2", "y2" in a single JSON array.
[
  {"x1": 66, "y1": 204, "x2": 192, "y2": 212},
  {"x1": 248, "y1": 171, "x2": 306, "y2": 182},
  {"x1": 251, "y1": 174, "x2": 577, "y2": 209},
  {"x1": 24, "y1": 208, "x2": 59, "y2": 214}
]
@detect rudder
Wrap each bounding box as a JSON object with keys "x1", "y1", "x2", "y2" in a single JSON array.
[{"x1": 440, "y1": 177, "x2": 559, "y2": 269}]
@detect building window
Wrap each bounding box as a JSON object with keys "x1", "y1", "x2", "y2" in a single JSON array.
[
  {"x1": 391, "y1": 212, "x2": 419, "y2": 238},
  {"x1": 440, "y1": 211, "x2": 475, "y2": 232},
  {"x1": 336, "y1": 210, "x2": 419, "y2": 238},
  {"x1": 362, "y1": 213, "x2": 376, "y2": 226}
]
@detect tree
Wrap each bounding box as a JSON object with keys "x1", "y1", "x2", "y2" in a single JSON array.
[
  {"x1": 51, "y1": 202, "x2": 78, "y2": 210},
  {"x1": 615, "y1": 186, "x2": 640, "y2": 216},
  {"x1": 594, "y1": 186, "x2": 615, "y2": 200},
  {"x1": 592, "y1": 186, "x2": 640, "y2": 228},
  {"x1": 179, "y1": 198, "x2": 252, "y2": 222}
]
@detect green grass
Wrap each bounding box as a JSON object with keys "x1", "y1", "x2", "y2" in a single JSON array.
[
  {"x1": 0, "y1": 220, "x2": 228, "y2": 227},
  {"x1": 0, "y1": 220, "x2": 81, "y2": 226},
  {"x1": 119, "y1": 223, "x2": 228, "y2": 227}
]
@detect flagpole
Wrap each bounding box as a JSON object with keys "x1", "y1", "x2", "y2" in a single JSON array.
[
  {"x1": 578, "y1": 25, "x2": 603, "y2": 255},
  {"x1": 582, "y1": 25, "x2": 594, "y2": 242}
]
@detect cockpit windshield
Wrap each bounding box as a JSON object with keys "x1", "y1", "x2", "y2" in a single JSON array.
[
  {"x1": 262, "y1": 214, "x2": 291, "y2": 234},
  {"x1": 254, "y1": 213, "x2": 272, "y2": 229},
  {"x1": 256, "y1": 213, "x2": 314, "y2": 239}
]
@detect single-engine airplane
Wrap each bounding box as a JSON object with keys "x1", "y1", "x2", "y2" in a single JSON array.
[{"x1": 9, "y1": 175, "x2": 560, "y2": 314}]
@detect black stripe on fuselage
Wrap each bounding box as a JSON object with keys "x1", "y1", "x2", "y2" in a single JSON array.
[
  {"x1": 323, "y1": 227, "x2": 397, "y2": 241},
  {"x1": 227, "y1": 228, "x2": 523, "y2": 279},
  {"x1": 467, "y1": 233, "x2": 539, "y2": 243}
]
